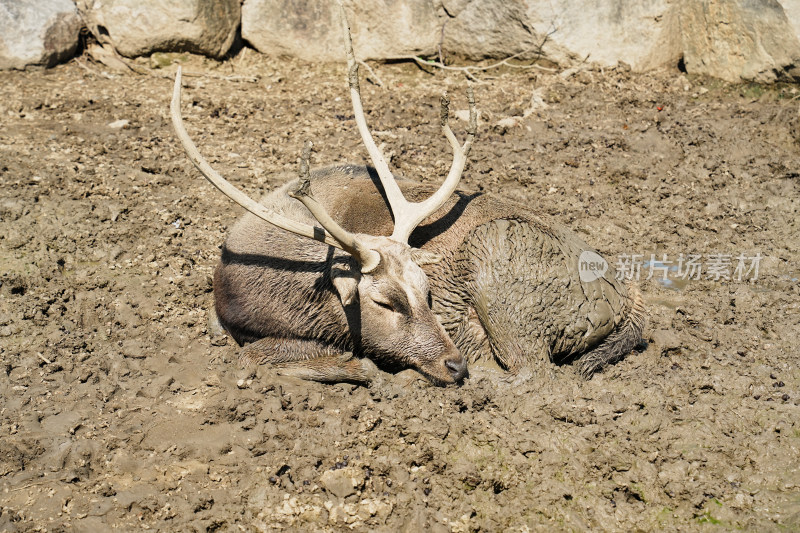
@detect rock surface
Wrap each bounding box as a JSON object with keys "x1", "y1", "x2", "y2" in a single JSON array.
[
  {"x1": 442, "y1": 0, "x2": 800, "y2": 82},
  {"x1": 241, "y1": 0, "x2": 800, "y2": 83},
  {"x1": 783, "y1": 0, "x2": 800, "y2": 40},
  {"x1": 680, "y1": 0, "x2": 800, "y2": 83},
  {"x1": 241, "y1": 0, "x2": 439, "y2": 61},
  {"x1": 441, "y1": 0, "x2": 683, "y2": 71},
  {"x1": 77, "y1": 0, "x2": 240, "y2": 59},
  {"x1": 0, "y1": 0, "x2": 82, "y2": 70}
]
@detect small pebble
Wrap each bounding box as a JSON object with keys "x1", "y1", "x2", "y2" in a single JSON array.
[{"x1": 108, "y1": 119, "x2": 129, "y2": 129}]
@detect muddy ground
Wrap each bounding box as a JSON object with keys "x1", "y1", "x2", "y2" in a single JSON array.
[{"x1": 1, "y1": 49, "x2": 799, "y2": 532}]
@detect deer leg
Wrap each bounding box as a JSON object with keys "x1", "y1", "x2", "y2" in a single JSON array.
[
  {"x1": 273, "y1": 355, "x2": 376, "y2": 384},
  {"x1": 468, "y1": 298, "x2": 527, "y2": 373},
  {"x1": 240, "y1": 337, "x2": 375, "y2": 384},
  {"x1": 449, "y1": 305, "x2": 490, "y2": 365}
]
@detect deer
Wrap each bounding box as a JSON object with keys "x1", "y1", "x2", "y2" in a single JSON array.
[{"x1": 170, "y1": 5, "x2": 646, "y2": 386}]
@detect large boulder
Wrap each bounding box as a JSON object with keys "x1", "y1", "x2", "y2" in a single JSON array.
[
  {"x1": 442, "y1": 0, "x2": 800, "y2": 82},
  {"x1": 783, "y1": 0, "x2": 800, "y2": 41},
  {"x1": 680, "y1": 0, "x2": 800, "y2": 82},
  {"x1": 77, "y1": 0, "x2": 240, "y2": 59},
  {"x1": 241, "y1": 0, "x2": 440, "y2": 61},
  {"x1": 441, "y1": 0, "x2": 681, "y2": 71},
  {"x1": 0, "y1": 0, "x2": 82, "y2": 70},
  {"x1": 239, "y1": 0, "x2": 800, "y2": 83}
]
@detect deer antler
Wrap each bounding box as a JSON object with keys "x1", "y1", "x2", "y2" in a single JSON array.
[
  {"x1": 337, "y1": 0, "x2": 478, "y2": 244},
  {"x1": 170, "y1": 67, "x2": 380, "y2": 271},
  {"x1": 289, "y1": 142, "x2": 381, "y2": 272}
]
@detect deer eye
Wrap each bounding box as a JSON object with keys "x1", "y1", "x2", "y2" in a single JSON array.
[
  {"x1": 371, "y1": 294, "x2": 395, "y2": 312},
  {"x1": 369, "y1": 286, "x2": 411, "y2": 315},
  {"x1": 375, "y1": 300, "x2": 395, "y2": 311}
]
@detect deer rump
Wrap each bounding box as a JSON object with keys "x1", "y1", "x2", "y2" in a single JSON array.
[{"x1": 215, "y1": 165, "x2": 645, "y2": 381}]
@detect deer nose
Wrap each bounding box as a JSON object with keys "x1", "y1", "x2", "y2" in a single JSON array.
[{"x1": 445, "y1": 356, "x2": 468, "y2": 382}]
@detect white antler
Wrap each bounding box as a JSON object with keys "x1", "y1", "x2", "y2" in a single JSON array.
[
  {"x1": 289, "y1": 142, "x2": 380, "y2": 271},
  {"x1": 337, "y1": 0, "x2": 477, "y2": 243},
  {"x1": 170, "y1": 67, "x2": 380, "y2": 271}
]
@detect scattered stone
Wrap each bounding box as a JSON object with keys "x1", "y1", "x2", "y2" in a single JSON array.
[
  {"x1": 320, "y1": 467, "x2": 364, "y2": 499},
  {"x1": 494, "y1": 116, "x2": 523, "y2": 134},
  {"x1": 650, "y1": 329, "x2": 682, "y2": 355},
  {"x1": 107, "y1": 119, "x2": 129, "y2": 129}
]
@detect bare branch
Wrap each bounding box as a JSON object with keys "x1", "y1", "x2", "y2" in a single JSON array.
[
  {"x1": 390, "y1": 26, "x2": 559, "y2": 82},
  {"x1": 357, "y1": 59, "x2": 385, "y2": 88}
]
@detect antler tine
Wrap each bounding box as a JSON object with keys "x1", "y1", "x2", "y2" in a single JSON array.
[
  {"x1": 170, "y1": 67, "x2": 343, "y2": 250},
  {"x1": 389, "y1": 87, "x2": 477, "y2": 242},
  {"x1": 289, "y1": 142, "x2": 381, "y2": 272},
  {"x1": 336, "y1": 1, "x2": 406, "y2": 215},
  {"x1": 336, "y1": 3, "x2": 478, "y2": 244}
]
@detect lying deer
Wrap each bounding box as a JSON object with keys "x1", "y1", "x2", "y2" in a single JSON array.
[{"x1": 170, "y1": 7, "x2": 645, "y2": 385}]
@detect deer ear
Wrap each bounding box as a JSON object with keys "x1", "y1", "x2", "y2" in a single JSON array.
[
  {"x1": 411, "y1": 248, "x2": 443, "y2": 266},
  {"x1": 331, "y1": 269, "x2": 360, "y2": 306}
]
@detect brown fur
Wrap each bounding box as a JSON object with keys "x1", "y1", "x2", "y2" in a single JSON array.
[{"x1": 215, "y1": 165, "x2": 645, "y2": 382}]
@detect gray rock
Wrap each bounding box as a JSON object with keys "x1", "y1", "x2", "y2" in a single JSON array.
[
  {"x1": 782, "y1": 0, "x2": 800, "y2": 41},
  {"x1": 53, "y1": 0, "x2": 797, "y2": 84},
  {"x1": 442, "y1": 0, "x2": 800, "y2": 82},
  {"x1": 441, "y1": 1, "x2": 555, "y2": 61},
  {"x1": 442, "y1": 0, "x2": 679, "y2": 71},
  {"x1": 320, "y1": 467, "x2": 364, "y2": 499},
  {"x1": 680, "y1": 0, "x2": 800, "y2": 83},
  {"x1": 77, "y1": 0, "x2": 240, "y2": 59},
  {"x1": 241, "y1": 0, "x2": 439, "y2": 61},
  {"x1": 0, "y1": 0, "x2": 82, "y2": 70}
]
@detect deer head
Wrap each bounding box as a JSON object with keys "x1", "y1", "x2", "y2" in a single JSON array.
[{"x1": 169, "y1": 4, "x2": 477, "y2": 384}]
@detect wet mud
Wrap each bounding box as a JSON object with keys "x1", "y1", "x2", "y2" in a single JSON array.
[{"x1": 1, "y1": 53, "x2": 799, "y2": 531}]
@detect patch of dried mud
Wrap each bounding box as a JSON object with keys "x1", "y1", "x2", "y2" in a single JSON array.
[{"x1": 1, "y1": 53, "x2": 799, "y2": 531}]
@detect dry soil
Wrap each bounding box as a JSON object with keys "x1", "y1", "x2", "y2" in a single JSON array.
[{"x1": 1, "y1": 51, "x2": 799, "y2": 531}]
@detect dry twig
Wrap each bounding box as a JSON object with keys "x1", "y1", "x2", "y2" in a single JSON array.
[
  {"x1": 395, "y1": 25, "x2": 558, "y2": 82},
  {"x1": 357, "y1": 59, "x2": 385, "y2": 88}
]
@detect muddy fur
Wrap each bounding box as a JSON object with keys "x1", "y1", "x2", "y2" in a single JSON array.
[{"x1": 217, "y1": 164, "x2": 645, "y2": 378}]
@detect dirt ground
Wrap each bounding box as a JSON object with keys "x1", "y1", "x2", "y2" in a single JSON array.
[{"x1": 1, "y1": 48, "x2": 799, "y2": 532}]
